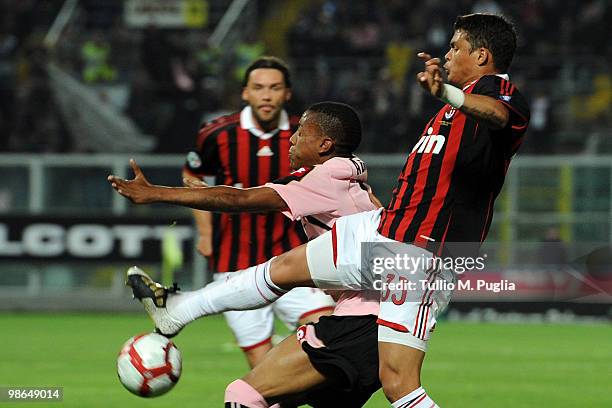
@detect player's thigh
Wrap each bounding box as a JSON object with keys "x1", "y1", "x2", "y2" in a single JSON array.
[
  {"x1": 304, "y1": 209, "x2": 384, "y2": 290},
  {"x1": 273, "y1": 287, "x2": 334, "y2": 328},
  {"x1": 375, "y1": 242, "x2": 455, "y2": 350},
  {"x1": 243, "y1": 334, "x2": 326, "y2": 398},
  {"x1": 223, "y1": 306, "x2": 275, "y2": 349},
  {"x1": 270, "y1": 243, "x2": 314, "y2": 289}
]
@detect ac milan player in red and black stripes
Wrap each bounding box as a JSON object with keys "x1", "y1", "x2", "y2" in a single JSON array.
[
  {"x1": 185, "y1": 59, "x2": 304, "y2": 273},
  {"x1": 378, "y1": 64, "x2": 529, "y2": 257},
  {"x1": 182, "y1": 57, "x2": 334, "y2": 368}
]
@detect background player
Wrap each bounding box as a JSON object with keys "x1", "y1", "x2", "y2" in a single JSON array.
[
  {"x1": 112, "y1": 14, "x2": 530, "y2": 407},
  {"x1": 110, "y1": 102, "x2": 382, "y2": 407},
  {"x1": 182, "y1": 56, "x2": 334, "y2": 367}
]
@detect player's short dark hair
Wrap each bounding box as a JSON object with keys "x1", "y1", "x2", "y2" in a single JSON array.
[
  {"x1": 306, "y1": 102, "x2": 362, "y2": 156},
  {"x1": 454, "y1": 13, "x2": 517, "y2": 73},
  {"x1": 243, "y1": 56, "x2": 292, "y2": 88}
]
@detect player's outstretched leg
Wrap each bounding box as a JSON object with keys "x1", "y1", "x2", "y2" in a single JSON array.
[{"x1": 126, "y1": 245, "x2": 314, "y2": 336}]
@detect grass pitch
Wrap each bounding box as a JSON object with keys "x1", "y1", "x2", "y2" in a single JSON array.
[{"x1": 1, "y1": 313, "x2": 610, "y2": 407}]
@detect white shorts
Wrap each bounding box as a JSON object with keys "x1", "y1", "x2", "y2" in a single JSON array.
[
  {"x1": 306, "y1": 209, "x2": 455, "y2": 351},
  {"x1": 214, "y1": 274, "x2": 334, "y2": 350}
]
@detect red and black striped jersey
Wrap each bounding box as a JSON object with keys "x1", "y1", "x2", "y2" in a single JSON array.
[
  {"x1": 184, "y1": 108, "x2": 306, "y2": 272},
  {"x1": 378, "y1": 75, "x2": 530, "y2": 254}
]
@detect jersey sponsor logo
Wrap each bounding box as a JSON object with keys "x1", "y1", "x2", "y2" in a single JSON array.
[
  {"x1": 411, "y1": 127, "x2": 446, "y2": 155},
  {"x1": 256, "y1": 146, "x2": 274, "y2": 157}
]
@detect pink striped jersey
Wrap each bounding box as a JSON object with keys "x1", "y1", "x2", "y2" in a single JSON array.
[{"x1": 266, "y1": 156, "x2": 380, "y2": 316}]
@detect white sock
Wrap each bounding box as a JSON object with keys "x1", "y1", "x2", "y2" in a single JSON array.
[
  {"x1": 167, "y1": 259, "x2": 286, "y2": 325},
  {"x1": 392, "y1": 387, "x2": 438, "y2": 408}
]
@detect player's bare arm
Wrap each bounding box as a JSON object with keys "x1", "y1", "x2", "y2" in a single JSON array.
[
  {"x1": 192, "y1": 209, "x2": 213, "y2": 257},
  {"x1": 454, "y1": 94, "x2": 509, "y2": 129},
  {"x1": 417, "y1": 51, "x2": 509, "y2": 130},
  {"x1": 108, "y1": 159, "x2": 288, "y2": 213}
]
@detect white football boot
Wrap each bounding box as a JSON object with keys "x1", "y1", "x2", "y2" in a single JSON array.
[{"x1": 126, "y1": 266, "x2": 184, "y2": 337}]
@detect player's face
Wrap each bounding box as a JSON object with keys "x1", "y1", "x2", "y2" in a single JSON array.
[
  {"x1": 443, "y1": 30, "x2": 480, "y2": 87},
  {"x1": 288, "y1": 112, "x2": 326, "y2": 170},
  {"x1": 242, "y1": 68, "x2": 291, "y2": 129}
]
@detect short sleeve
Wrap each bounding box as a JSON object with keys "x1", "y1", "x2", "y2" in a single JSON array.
[
  {"x1": 183, "y1": 122, "x2": 221, "y2": 177},
  {"x1": 472, "y1": 75, "x2": 530, "y2": 131},
  {"x1": 325, "y1": 156, "x2": 368, "y2": 182},
  {"x1": 266, "y1": 166, "x2": 338, "y2": 220}
]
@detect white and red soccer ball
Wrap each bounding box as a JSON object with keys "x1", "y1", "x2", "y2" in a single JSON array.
[{"x1": 117, "y1": 333, "x2": 182, "y2": 397}]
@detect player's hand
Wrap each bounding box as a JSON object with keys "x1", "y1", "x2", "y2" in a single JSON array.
[
  {"x1": 361, "y1": 182, "x2": 384, "y2": 208},
  {"x1": 196, "y1": 235, "x2": 213, "y2": 257},
  {"x1": 416, "y1": 52, "x2": 444, "y2": 98},
  {"x1": 183, "y1": 177, "x2": 209, "y2": 188},
  {"x1": 107, "y1": 159, "x2": 156, "y2": 204},
  {"x1": 368, "y1": 191, "x2": 383, "y2": 209}
]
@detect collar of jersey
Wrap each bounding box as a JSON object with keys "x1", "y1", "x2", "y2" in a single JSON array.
[
  {"x1": 462, "y1": 73, "x2": 510, "y2": 91},
  {"x1": 240, "y1": 106, "x2": 290, "y2": 140}
]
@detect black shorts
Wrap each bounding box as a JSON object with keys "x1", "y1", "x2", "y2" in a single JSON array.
[{"x1": 299, "y1": 314, "x2": 381, "y2": 408}]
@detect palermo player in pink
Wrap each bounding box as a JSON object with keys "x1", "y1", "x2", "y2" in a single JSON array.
[
  {"x1": 265, "y1": 149, "x2": 381, "y2": 318},
  {"x1": 109, "y1": 102, "x2": 383, "y2": 406}
]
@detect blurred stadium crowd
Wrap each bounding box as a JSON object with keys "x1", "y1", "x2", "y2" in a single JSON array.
[{"x1": 0, "y1": 0, "x2": 610, "y2": 154}]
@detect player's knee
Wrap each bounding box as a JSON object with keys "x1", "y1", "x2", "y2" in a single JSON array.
[
  {"x1": 224, "y1": 379, "x2": 268, "y2": 408},
  {"x1": 241, "y1": 371, "x2": 281, "y2": 401},
  {"x1": 379, "y1": 363, "x2": 402, "y2": 400},
  {"x1": 379, "y1": 361, "x2": 421, "y2": 402}
]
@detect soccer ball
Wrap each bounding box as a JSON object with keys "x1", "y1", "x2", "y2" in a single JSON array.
[{"x1": 117, "y1": 332, "x2": 182, "y2": 397}]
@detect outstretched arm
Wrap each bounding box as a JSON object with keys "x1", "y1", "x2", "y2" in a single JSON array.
[
  {"x1": 416, "y1": 52, "x2": 509, "y2": 130},
  {"x1": 108, "y1": 159, "x2": 288, "y2": 213}
]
